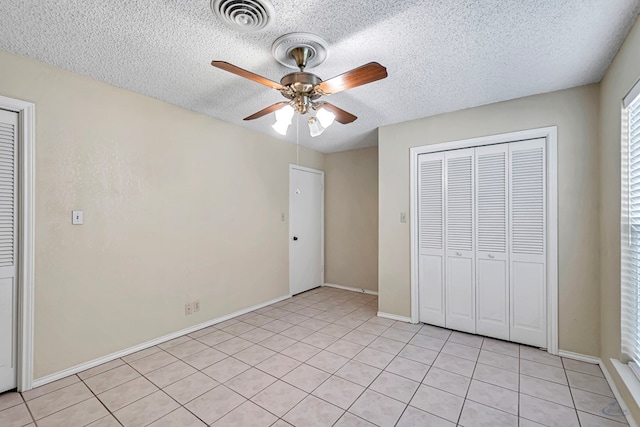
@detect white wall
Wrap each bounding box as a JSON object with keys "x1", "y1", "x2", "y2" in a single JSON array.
[
  {"x1": 324, "y1": 147, "x2": 378, "y2": 292},
  {"x1": 0, "y1": 49, "x2": 324, "y2": 379}
]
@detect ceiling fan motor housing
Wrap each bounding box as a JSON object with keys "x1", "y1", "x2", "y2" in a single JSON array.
[{"x1": 281, "y1": 72, "x2": 322, "y2": 97}]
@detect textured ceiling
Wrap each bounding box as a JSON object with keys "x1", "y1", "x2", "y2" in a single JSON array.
[{"x1": 0, "y1": 1, "x2": 638, "y2": 153}]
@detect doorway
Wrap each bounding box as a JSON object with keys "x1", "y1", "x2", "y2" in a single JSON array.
[{"x1": 289, "y1": 165, "x2": 324, "y2": 296}]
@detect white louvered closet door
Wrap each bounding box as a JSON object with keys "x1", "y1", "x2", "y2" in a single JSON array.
[
  {"x1": 445, "y1": 148, "x2": 476, "y2": 333},
  {"x1": 417, "y1": 152, "x2": 446, "y2": 326},
  {"x1": 0, "y1": 109, "x2": 18, "y2": 393},
  {"x1": 475, "y1": 144, "x2": 509, "y2": 340},
  {"x1": 509, "y1": 138, "x2": 547, "y2": 348}
]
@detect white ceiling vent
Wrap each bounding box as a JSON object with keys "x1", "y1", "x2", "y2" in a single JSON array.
[
  {"x1": 271, "y1": 33, "x2": 329, "y2": 70},
  {"x1": 211, "y1": 0, "x2": 275, "y2": 32}
]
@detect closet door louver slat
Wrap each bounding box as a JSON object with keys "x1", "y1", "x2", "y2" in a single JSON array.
[
  {"x1": 445, "y1": 149, "x2": 475, "y2": 333},
  {"x1": 0, "y1": 122, "x2": 15, "y2": 269},
  {"x1": 419, "y1": 159, "x2": 443, "y2": 251},
  {"x1": 509, "y1": 138, "x2": 547, "y2": 348},
  {"x1": 475, "y1": 145, "x2": 509, "y2": 340},
  {"x1": 417, "y1": 153, "x2": 446, "y2": 326}
]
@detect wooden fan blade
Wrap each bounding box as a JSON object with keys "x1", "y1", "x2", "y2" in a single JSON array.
[
  {"x1": 315, "y1": 102, "x2": 357, "y2": 124},
  {"x1": 212, "y1": 61, "x2": 283, "y2": 90},
  {"x1": 317, "y1": 62, "x2": 387, "y2": 95},
  {"x1": 243, "y1": 102, "x2": 290, "y2": 121}
]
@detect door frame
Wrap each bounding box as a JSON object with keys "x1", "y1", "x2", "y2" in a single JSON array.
[
  {"x1": 0, "y1": 96, "x2": 35, "y2": 391},
  {"x1": 289, "y1": 164, "x2": 324, "y2": 295},
  {"x1": 409, "y1": 126, "x2": 558, "y2": 355}
]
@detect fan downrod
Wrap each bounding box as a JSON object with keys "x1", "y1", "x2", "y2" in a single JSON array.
[{"x1": 290, "y1": 47, "x2": 311, "y2": 71}]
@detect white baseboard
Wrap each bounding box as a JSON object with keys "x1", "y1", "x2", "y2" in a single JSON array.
[
  {"x1": 322, "y1": 283, "x2": 378, "y2": 296},
  {"x1": 377, "y1": 311, "x2": 412, "y2": 323},
  {"x1": 31, "y1": 293, "x2": 292, "y2": 389},
  {"x1": 557, "y1": 350, "x2": 600, "y2": 364}
]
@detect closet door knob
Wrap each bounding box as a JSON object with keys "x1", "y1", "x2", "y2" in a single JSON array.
[
  {"x1": 456, "y1": 251, "x2": 462, "y2": 256},
  {"x1": 488, "y1": 254, "x2": 495, "y2": 258}
]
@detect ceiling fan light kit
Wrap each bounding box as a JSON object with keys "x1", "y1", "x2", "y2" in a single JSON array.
[
  {"x1": 272, "y1": 104, "x2": 294, "y2": 135},
  {"x1": 307, "y1": 117, "x2": 325, "y2": 137},
  {"x1": 316, "y1": 107, "x2": 335, "y2": 128},
  {"x1": 211, "y1": 32, "x2": 388, "y2": 137}
]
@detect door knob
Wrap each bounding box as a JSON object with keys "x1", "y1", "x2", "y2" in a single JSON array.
[
  {"x1": 488, "y1": 254, "x2": 495, "y2": 258},
  {"x1": 293, "y1": 236, "x2": 298, "y2": 241},
  {"x1": 456, "y1": 252, "x2": 462, "y2": 256}
]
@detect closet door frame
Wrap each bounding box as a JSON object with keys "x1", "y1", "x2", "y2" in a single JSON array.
[{"x1": 410, "y1": 126, "x2": 558, "y2": 355}]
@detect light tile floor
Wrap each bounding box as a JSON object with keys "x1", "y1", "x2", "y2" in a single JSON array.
[{"x1": 0, "y1": 287, "x2": 630, "y2": 426}]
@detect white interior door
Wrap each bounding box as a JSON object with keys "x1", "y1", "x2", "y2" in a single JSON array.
[
  {"x1": 0, "y1": 109, "x2": 18, "y2": 393},
  {"x1": 509, "y1": 138, "x2": 547, "y2": 348},
  {"x1": 418, "y1": 152, "x2": 446, "y2": 326},
  {"x1": 290, "y1": 166, "x2": 324, "y2": 296},
  {"x1": 445, "y1": 148, "x2": 476, "y2": 333},
  {"x1": 475, "y1": 144, "x2": 510, "y2": 340}
]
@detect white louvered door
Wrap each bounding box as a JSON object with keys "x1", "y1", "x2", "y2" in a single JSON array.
[
  {"x1": 417, "y1": 152, "x2": 446, "y2": 326},
  {"x1": 445, "y1": 148, "x2": 476, "y2": 333},
  {"x1": 0, "y1": 109, "x2": 18, "y2": 393},
  {"x1": 509, "y1": 138, "x2": 547, "y2": 347},
  {"x1": 475, "y1": 144, "x2": 510, "y2": 340}
]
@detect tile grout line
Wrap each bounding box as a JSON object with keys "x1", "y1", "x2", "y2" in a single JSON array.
[
  {"x1": 10, "y1": 288, "x2": 375, "y2": 425},
  {"x1": 262, "y1": 290, "x2": 384, "y2": 425},
  {"x1": 18, "y1": 288, "x2": 599, "y2": 427},
  {"x1": 165, "y1": 289, "x2": 378, "y2": 425},
  {"x1": 107, "y1": 357, "x2": 190, "y2": 426},
  {"x1": 336, "y1": 322, "x2": 414, "y2": 426},
  {"x1": 455, "y1": 332, "x2": 480, "y2": 426},
  {"x1": 284, "y1": 318, "x2": 399, "y2": 425},
  {"x1": 391, "y1": 329, "x2": 448, "y2": 426},
  {"x1": 77, "y1": 367, "x2": 126, "y2": 426}
]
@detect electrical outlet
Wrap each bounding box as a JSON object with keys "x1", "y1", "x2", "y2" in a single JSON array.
[
  {"x1": 185, "y1": 303, "x2": 193, "y2": 315},
  {"x1": 193, "y1": 300, "x2": 200, "y2": 312}
]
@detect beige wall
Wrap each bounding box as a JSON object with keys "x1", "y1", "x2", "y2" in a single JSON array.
[
  {"x1": 600, "y1": 18, "x2": 640, "y2": 420},
  {"x1": 379, "y1": 84, "x2": 601, "y2": 356},
  {"x1": 325, "y1": 147, "x2": 378, "y2": 292},
  {"x1": 0, "y1": 50, "x2": 324, "y2": 379}
]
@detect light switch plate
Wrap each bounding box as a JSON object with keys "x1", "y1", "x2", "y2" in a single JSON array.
[
  {"x1": 400, "y1": 212, "x2": 407, "y2": 223},
  {"x1": 72, "y1": 210, "x2": 83, "y2": 225}
]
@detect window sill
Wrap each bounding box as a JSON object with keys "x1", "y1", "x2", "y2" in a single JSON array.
[{"x1": 611, "y1": 358, "x2": 640, "y2": 416}]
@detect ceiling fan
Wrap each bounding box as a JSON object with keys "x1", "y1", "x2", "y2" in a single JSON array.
[{"x1": 211, "y1": 40, "x2": 388, "y2": 137}]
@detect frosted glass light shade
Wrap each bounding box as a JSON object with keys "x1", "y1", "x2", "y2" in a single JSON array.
[
  {"x1": 316, "y1": 107, "x2": 335, "y2": 128},
  {"x1": 275, "y1": 104, "x2": 294, "y2": 124},
  {"x1": 272, "y1": 120, "x2": 290, "y2": 135},
  {"x1": 308, "y1": 117, "x2": 325, "y2": 137}
]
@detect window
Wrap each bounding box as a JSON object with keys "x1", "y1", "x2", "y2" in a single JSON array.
[{"x1": 621, "y1": 79, "x2": 640, "y2": 377}]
